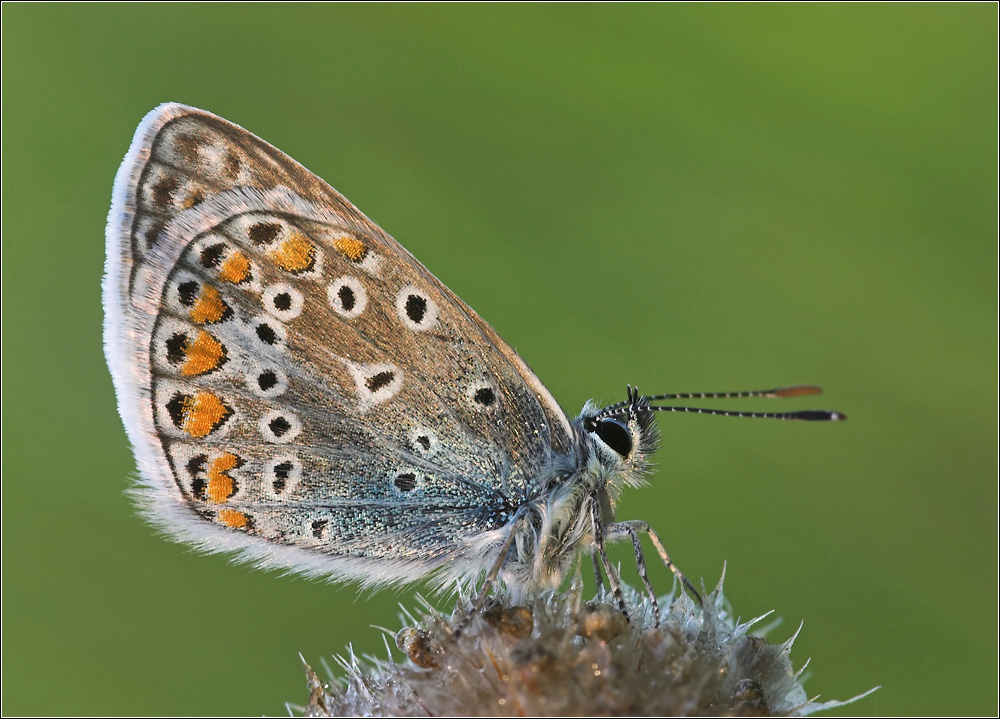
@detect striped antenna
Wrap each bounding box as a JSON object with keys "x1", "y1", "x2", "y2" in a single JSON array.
[{"x1": 598, "y1": 385, "x2": 846, "y2": 422}]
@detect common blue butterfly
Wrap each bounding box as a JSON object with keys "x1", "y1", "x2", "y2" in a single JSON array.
[{"x1": 104, "y1": 104, "x2": 843, "y2": 620}]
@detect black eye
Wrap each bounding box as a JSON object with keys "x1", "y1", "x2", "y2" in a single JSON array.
[{"x1": 594, "y1": 418, "x2": 632, "y2": 457}]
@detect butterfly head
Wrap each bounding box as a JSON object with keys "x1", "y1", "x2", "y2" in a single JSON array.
[{"x1": 580, "y1": 385, "x2": 661, "y2": 491}]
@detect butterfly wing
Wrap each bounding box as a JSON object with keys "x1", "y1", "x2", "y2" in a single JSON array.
[{"x1": 104, "y1": 104, "x2": 574, "y2": 587}]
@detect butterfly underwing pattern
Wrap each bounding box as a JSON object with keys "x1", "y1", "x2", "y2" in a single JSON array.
[{"x1": 104, "y1": 104, "x2": 843, "y2": 620}]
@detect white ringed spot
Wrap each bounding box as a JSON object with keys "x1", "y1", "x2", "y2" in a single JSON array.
[
  {"x1": 327, "y1": 276, "x2": 368, "y2": 318},
  {"x1": 343, "y1": 361, "x2": 403, "y2": 411},
  {"x1": 246, "y1": 365, "x2": 288, "y2": 398},
  {"x1": 409, "y1": 427, "x2": 440, "y2": 458},
  {"x1": 259, "y1": 409, "x2": 302, "y2": 444},
  {"x1": 265, "y1": 454, "x2": 302, "y2": 497},
  {"x1": 262, "y1": 283, "x2": 304, "y2": 321},
  {"x1": 395, "y1": 284, "x2": 438, "y2": 332}
]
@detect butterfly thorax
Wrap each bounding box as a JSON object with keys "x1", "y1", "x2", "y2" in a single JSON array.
[{"x1": 500, "y1": 400, "x2": 660, "y2": 597}]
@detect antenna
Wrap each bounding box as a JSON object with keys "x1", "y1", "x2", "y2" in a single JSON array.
[{"x1": 599, "y1": 385, "x2": 846, "y2": 421}]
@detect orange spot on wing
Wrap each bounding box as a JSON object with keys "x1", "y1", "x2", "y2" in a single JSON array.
[
  {"x1": 181, "y1": 331, "x2": 226, "y2": 376},
  {"x1": 207, "y1": 475, "x2": 235, "y2": 504},
  {"x1": 218, "y1": 251, "x2": 251, "y2": 284},
  {"x1": 333, "y1": 235, "x2": 367, "y2": 262},
  {"x1": 182, "y1": 392, "x2": 231, "y2": 438},
  {"x1": 270, "y1": 230, "x2": 316, "y2": 273},
  {"x1": 189, "y1": 285, "x2": 230, "y2": 324},
  {"x1": 217, "y1": 508, "x2": 248, "y2": 529},
  {"x1": 206, "y1": 453, "x2": 240, "y2": 503}
]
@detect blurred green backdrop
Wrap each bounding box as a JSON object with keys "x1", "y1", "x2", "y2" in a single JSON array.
[{"x1": 3, "y1": 4, "x2": 995, "y2": 716}]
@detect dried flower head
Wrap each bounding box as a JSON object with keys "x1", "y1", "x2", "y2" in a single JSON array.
[{"x1": 297, "y1": 572, "x2": 876, "y2": 717}]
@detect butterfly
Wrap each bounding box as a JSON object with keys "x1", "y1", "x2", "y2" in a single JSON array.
[{"x1": 104, "y1": 104, "x2": 843, "y2": 622}]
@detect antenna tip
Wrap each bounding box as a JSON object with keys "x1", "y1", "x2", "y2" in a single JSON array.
[
  {"x1": 774, "y1": 385, "x2": 823, "y2": 398},
  {"x1": 791, "y1": 410, "x2": 847, "y2": 421}
]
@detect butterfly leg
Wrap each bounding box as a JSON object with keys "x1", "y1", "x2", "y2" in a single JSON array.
[
  {"x1": 611, "y1": 520, "x2": 703, "y2": 606},
  {"x1": 458, "y1": 514, "x2": 527, "y2": 636},
  {"x1": 589, "y1": 492, "x2": 629, "y2": 620},
  {"x1": 591, "y1": 553, "x2": 605, "y2": 590},
  {"x1": 604, "y1": 522, "x2": 660, "y2": 626}
]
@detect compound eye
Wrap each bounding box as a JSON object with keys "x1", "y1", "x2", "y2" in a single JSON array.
[{"x1": 594, "y1": 418, "x2": 632, "y2": 457}]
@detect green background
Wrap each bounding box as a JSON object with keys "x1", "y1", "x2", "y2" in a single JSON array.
[{"x1": 3, "y1": 5, "x2": 995, "y2": 716}]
